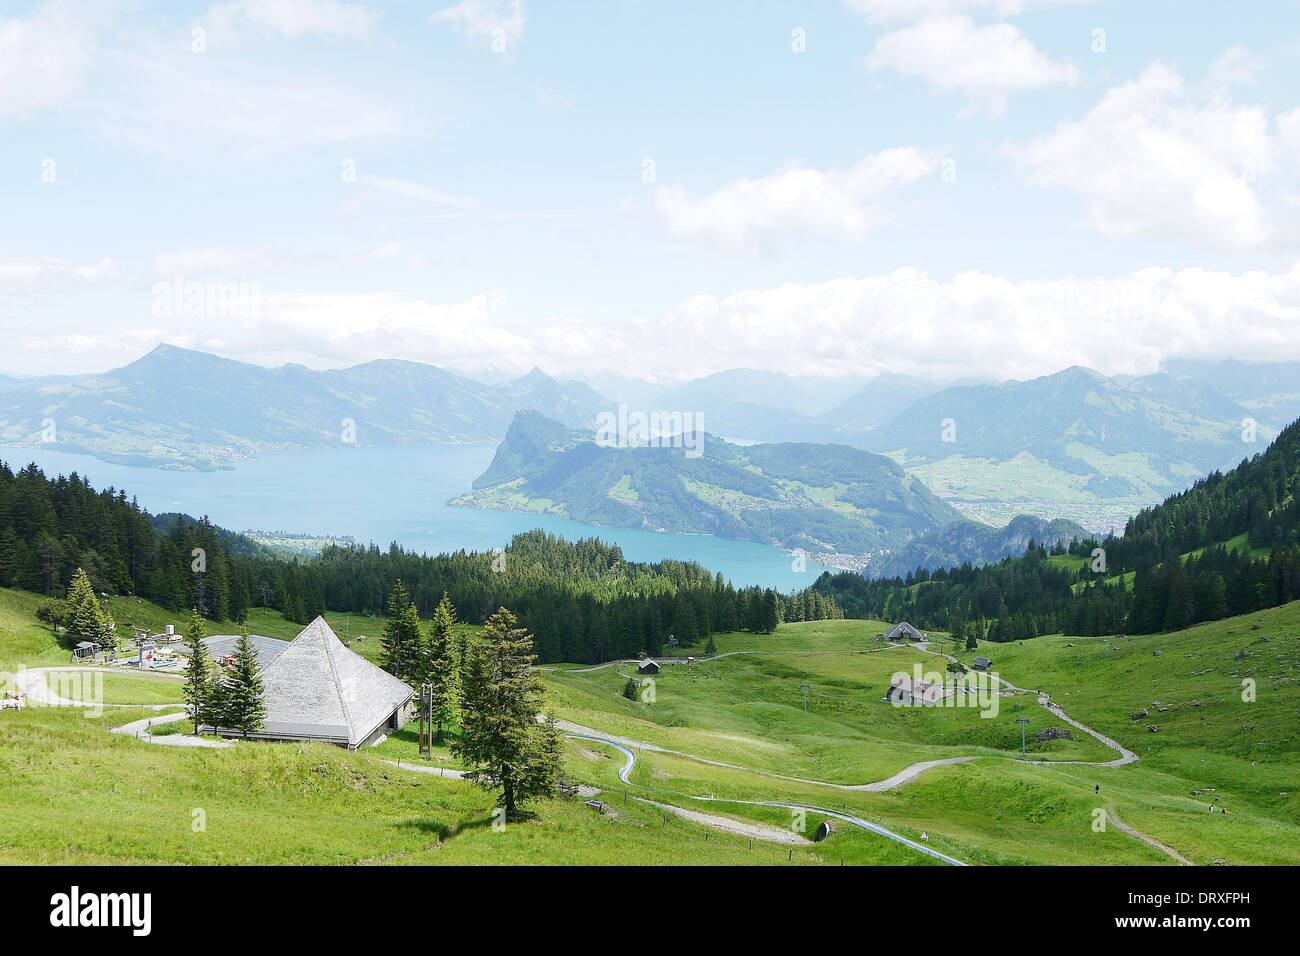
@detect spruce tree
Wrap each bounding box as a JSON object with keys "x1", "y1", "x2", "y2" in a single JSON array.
[
  {"x1": 182, "y1": 608, "x2": 213, "y2": 734},
  {"x1": 424, "y1": 593, "x2": 460, "y2": 740},
  {"x1": 222, "y1": 622, "x2": 266, "y2": 738},
  {"x1": 68, "y1": 567, "x2": 114, "y2": 649},
  {"x1": 452, "y1": 607, "x2": 561, "y2": 819},
  {"x1": 381, "y1": 580, "x2": 419, "y2": 680}
]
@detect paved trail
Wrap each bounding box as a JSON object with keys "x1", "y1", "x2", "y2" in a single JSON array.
[
  {"x1": 14, "y1": 666, "x2": 182, "y2": 709},
  {"x1": 553, "y1": 643, "x2": 1179, "y2": 863},
  {"x1": 40, "y1": 643, "x2": 1180, "y2": 864},
  {"x1": 110, "y1": 709, "x2": 231, "y2": 749},
  {"x1": 565, "y1": 731, "x2": 965, "y2": 863}
]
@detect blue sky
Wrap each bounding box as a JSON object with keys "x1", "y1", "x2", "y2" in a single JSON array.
[{"x1": 2, "y1": 0, "x2": 1300, "y2": 383}]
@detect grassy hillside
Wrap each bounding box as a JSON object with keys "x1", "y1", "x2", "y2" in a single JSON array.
[
  {"x1": 3, "y1": 586, "x2": 1298, "y2": 865},
  {"x1": 867, "y1": 366, "x2": 1274, "y2": 533}
]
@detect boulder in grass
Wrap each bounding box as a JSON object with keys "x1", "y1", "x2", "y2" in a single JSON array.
[{"x1": 1035, "y1": 727, "x2": 1073, "y2": 742}]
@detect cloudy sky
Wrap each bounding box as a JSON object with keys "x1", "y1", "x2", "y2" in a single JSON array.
[{"x1": 2, "y1": 0, "x2": 1299, "y2": 383}]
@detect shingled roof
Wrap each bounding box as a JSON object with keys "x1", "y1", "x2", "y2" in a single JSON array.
[{"x1": 258, "y1": 617, "x2": 414, "y2": 748}]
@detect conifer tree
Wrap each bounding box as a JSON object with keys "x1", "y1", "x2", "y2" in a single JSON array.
[
  {"x1": 68, "y1": 567, "x2": 115, "y2": 649},
  {"x1": 381, "y1": 580, "x2": 420, "y2": 680},
  {"x1": 182, "y1": 608, "x2": 212, "y2": 734},
  {"x1": 424, "y1": 593, "x2": 460, "y2": 740},
  {"x1": 452, "y1": 607, "x2": 561, "y2": 819},
  {"x1": 221, "y1": 621, "x2": 266, "y2": 738}
]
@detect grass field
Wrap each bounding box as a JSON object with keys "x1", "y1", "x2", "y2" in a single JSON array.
[{"x1": 2, "y1": 585, "x2": 1298, "y2": 865}]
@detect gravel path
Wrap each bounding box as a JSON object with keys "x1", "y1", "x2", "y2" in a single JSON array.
[
  {"x1": 14, "y1": 666, "x2": 182, "y2": 710},
  {"x1": 382, "y1": 759, "x2": 469, "y2": 779},
  {"x1": 1107, "y1": 808, "x2": 1194, "y2": 865},
  {"x1": 568, "y1": 731, "x2": 964, "y2": 863},
  {"x1": 635, "y1": 797, "x2": 811, "y2": 846},
  {"x1": 110, "y1": 710, "x2": 232, "y2": 748}
]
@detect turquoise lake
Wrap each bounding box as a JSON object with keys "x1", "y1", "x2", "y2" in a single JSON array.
[{"x1": 0, "y1": 443, "x2": 834, "y2": 590}]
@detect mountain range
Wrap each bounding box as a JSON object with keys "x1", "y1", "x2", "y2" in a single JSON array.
[
  {"x1": 451, "y1": 409, "x2": 1087, "y2": 573},
  {"x1": 0, "y1": 344, "x2": 1292, "y2": 540},
  {"x1": 0, "y1": 344, "x2": 603, "y2": 469}
]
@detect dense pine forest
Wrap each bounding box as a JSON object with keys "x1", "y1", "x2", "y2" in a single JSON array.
[
  {"x1": 0, "y1": 461, "x2": 840, "y2": 663},
  {"x1": 815, "y1": 416, "x2": 1300, "y2": 641}
]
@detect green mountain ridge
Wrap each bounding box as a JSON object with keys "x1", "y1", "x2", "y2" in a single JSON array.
[{"x1": 454, "y1": 410, "x2": 1086, "y2": 571}]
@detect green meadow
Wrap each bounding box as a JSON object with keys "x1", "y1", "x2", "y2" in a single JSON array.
[{"x1": 2, "y1": 585, "x2": 1298, "y2": 865}]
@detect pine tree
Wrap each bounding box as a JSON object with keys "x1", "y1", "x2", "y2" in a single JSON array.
[
  {"x1": 182, "y1": 608, "x2": 212, "y2": 734},
  {"x1": 68, "y1": 566, "x2": 115, "y2": 650},
  {"x1": 423, "y1": 593, "x2": 461, "y2": 740},
  {"x1": 69, "y1": 573, "x2": 100, "y2": 639},
  {"x1": 759, "y1": 590, "x2": 781, "y2": 633},
  {"x1": 381, "y1": 580, "x2": 420, "y2": 680},
  {"x1": 221, "y1": 622, "x2": 266, "y2": 738},
  {"x1": 451, "y1": 607, "x2": 561, "y2": 819}
]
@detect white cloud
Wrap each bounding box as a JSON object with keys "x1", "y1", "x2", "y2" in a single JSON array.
[
  {"x1": 1209, "y1": 44, "x2": 1259, "y2": 88},
  {"x1": 0, "y1": 253, "x2": 118, "y2": 290},
  {"x1": 1007, "y1": 63, "x2": 1292, "y2": 250},
  {"x1": 203, "y1": 0, "x2": 381, "y2": 39},
  {"x1": 654, "y1": 148, "x2": 943, "y2": 255},
  {"x1": 623, "y1": 264, "x2": 1300, "y2": 383},
  {"x1": 864, "y1": 15, "x2": 1077, "y2": 117},
  {"x1": 430, "y1": 0, "x2": 525, "y2": 51},
  {"x1": 36, "y1": 261, "x2": 1300, "y2": 384},
  {"x1": 0, "y1": 0, "x2": 98, "y2": 119}
]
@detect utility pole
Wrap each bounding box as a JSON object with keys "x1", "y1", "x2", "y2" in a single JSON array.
[
  {"x1": 1015, "y1": 717, "x2": 1031, "y2": 758},
  {"x1": 801, "y1": 683, "x2": 809, "y2": 712}
]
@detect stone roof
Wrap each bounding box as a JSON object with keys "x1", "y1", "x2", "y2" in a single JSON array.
[{"x1": 258, "y1": 617, "x2": 413, "y2": 748}]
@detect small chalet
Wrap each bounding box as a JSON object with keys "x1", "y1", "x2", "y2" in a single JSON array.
[
  {"x1": 971, "y1": 656, "x2": 993, "y2": 671},
  {"x1": 637, "y1": 659, "x2": 660, "y2": 675},
  {"x1": 884, "y1": 621, "x2": 925, "y2": 643}
]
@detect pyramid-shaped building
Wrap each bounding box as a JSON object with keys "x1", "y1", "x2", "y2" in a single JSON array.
[{"x1": 210, "y1": 616, "x2": 415, "y2": 749}]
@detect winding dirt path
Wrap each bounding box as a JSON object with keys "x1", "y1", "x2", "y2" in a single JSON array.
[
  {"x1": 1107, "y1": 808, "x2": 1194, "y2": 865},
  {"x1": 31, "y1": 643, "x2": 1179, "y2": 864}
]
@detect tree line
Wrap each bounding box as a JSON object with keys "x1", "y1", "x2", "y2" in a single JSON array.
[{"x1": 0, "y1": 463, "x2": 841, "y2": 664}]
